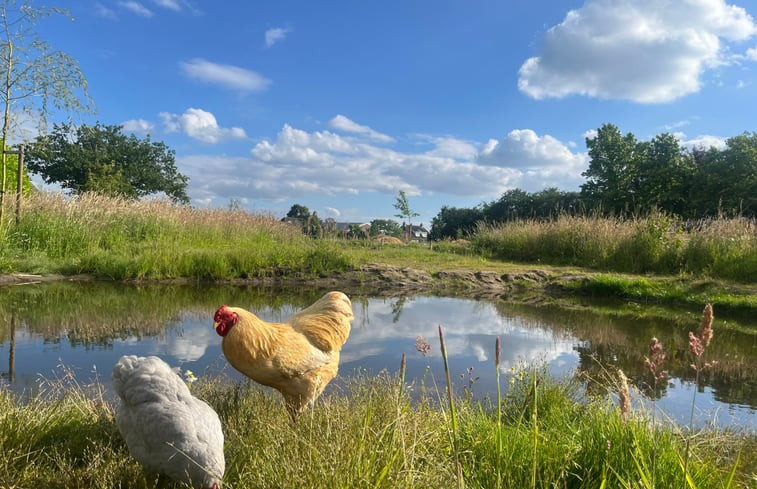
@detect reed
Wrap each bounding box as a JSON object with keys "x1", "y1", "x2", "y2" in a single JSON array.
[
  {"x1": 0, "y1": 192, "x2": 354, "y2": 279},
  {"x1": 473, "y1": 212, "x2": 757, "y2": 282},
  {"x1": 0, "y1": 361, "x2": 752, "y2": 488}
]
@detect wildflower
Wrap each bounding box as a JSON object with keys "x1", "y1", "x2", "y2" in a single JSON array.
[
  {"x1": 697, "y1": 303, "x2": 714, "y2": 348},
  {"x1": 184, "y1": 369, "x2": 197, "y2": 385},
  {"x1": 617, "y1": 369, "x2": 631, "y2": 421},
  {"x1": 644, "y1": 337, "x2": 667, "y2": 384},
  {"x1": 415, "y1": 335, "x2": 431, "y2": 357},
  {"x1": 689, "y1": 304, "x2": 717, "y2": 370}
]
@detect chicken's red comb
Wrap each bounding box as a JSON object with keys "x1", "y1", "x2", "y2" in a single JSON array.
[{"x1": 214, "y1": 305, "x2": 228, "y2": 322}]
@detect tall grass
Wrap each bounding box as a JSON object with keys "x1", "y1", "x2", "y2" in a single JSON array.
[
  {"x1": 0, "y1": 193, "x2": 354, "y2": 279},
  {"x1": 0, "y1": 360, "x2": 753, "y2": 488},
  {"x1": 473, "y1": 212, "x2": 757, "y2": 282}
]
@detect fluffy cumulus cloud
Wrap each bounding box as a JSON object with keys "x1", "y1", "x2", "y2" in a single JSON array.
[
  {"x1": 478, "y1": 129, "x2": 589, "y2": 190},
  {"x1": 160, "y1": 108, "x2": 247, "y2": 143},
  {"x1": 518, "y1": 0, "x2": 757, "y2": 103},
  {"x1": 328, "y1": 115, "x2": 395, "y2": 143},
  {"x1": 179, "y1": 117, "x2": 587, "y2": 209},
  {"x1": 121, "y1": 118, "x2": 155, "y2": 135},
  {"x1": 677, "y1": 133, "x2": 727, "y2": 150},
  {"x1": 179, "y1": 58, "x2": 271, "y2": 93},
  {"x1": 265, "y1": 27, "x2": 291, "y2": 48}
]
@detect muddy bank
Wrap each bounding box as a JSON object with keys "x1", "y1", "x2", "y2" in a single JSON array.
[{"x1": 0, "y1": 264, "x2": 572, "y2": 300}]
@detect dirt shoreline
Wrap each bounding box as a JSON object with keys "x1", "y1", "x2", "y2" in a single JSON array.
[{"x1": 0, "y1": 264, "x2": 570, "y2": 299}]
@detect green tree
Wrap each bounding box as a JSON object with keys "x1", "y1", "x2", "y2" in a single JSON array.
[
  {"x1": 530, "y1": 187, "x2": 584, "y2": 218},
  {"x1": 633, "y1": 133, "x2": 695, "y2": 216},
  {"x1": 429, "y1": 206, "x2": 484, "y2": 240},
  {"x1": 393, "y1": 190, "x2": 420, "y2": 241},
  {"x1": 26, "y1": 123, "x2": 189, "y2": 203},
  {"x1": 482, "y1": 188, "x2": 533, "y2": 222},
  {"x1": 286, "y1": 204, "x2": 310, "y2": 219},
  {"x1": 369, "y1": 219, "x2": 401, "y2": 237},
  {"x1": 0, "y1": 0, "x2": 94, "y2": 221},
  {"x1": 689, "y1": 132, "x2": 757, "y2": 217},
  {"x1": 581, "y1": 124, "x2": 641, "y2": 215}
]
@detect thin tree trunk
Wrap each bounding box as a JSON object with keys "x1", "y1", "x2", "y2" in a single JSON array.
[{"x1": 0, "y1": 38, "x2": 12, "y2": 224}]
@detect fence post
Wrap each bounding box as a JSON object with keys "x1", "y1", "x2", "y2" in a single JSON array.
[{"x1": 15, "y1": 144, "x2": 23, "y2": 225}]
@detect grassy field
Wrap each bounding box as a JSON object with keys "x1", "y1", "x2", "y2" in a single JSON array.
[
  {"x1": 2, "y1": 193, "x2": 755, "y2": 318},
  {"x1": 1, "y1": 351, "x2": 754, "y2": 488},
  {"x1": 0, "y1": 194, "x2": 755, "y2": 487},
  {"x1": 473, "y1": 212, "x2": 757, "y2": 283}
]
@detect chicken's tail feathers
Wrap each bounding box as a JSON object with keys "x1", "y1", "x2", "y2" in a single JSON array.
[
  {"x1": 290, "y1": 291, "x2": 354, "y2": 352},
  {"x1": 112, "y1": 355, "x2": 186, "y2": 403}
]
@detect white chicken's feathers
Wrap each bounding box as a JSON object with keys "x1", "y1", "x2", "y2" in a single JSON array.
[{"x1": 112, "y1": 355, "x2": 224, "y2": 489}]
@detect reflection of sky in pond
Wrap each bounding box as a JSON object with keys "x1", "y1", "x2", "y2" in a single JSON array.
[{"x1": 1, "y1": 296, "x2": 754, "y2": 432}]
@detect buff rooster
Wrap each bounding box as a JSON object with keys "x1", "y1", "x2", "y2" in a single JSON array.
[
  {"x1": 213, "y1": 291, "x2": 354, "y2": 419},
  {"x1": 112, "y1": 355, "x2": 225, "y2": 489}
]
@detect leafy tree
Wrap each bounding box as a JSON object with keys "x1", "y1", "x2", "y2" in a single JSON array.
[
  {"x1": 0, "y1": 0, "x2": 94, "y2": 221},
  {"x1": 393, "y1": 190, "x2": 420, "y2": 240},
  {"x1": 482, "y1": 188, "x2": 533, "y2": 221},
  {"x1": 26, "y1": 123, "x2": 189, "y2": 203},
  {"x1": 633, "y1": 133, "x2": 695, "y2": 216},
  {"x1": 530, "y1": 187, "x2": 584, "y2": 218},
  {"x1": 689, "y1": 132, "x2": 757, "y2": 217},
  {"x1": 286, "y1": 204, "x2": 310, "y2": 219},
  {"x1": 369, "y1": 219, "x2": 401, "y2": 237},
  {"x1": 429, "y1": 206, "x2": 484, "y2": 240},
  {"x1": 581, "y1": 124, "x2": 641, "y2": 215}
]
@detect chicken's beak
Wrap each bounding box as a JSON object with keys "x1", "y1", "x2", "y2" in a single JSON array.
[{"x1": 212, "y1": 320, "x2": 220, "y2": 330}]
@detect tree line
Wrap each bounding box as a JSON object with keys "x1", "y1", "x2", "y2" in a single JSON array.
[{"x1": 430, "y1": 124, "x2": 756, "y2": 240}]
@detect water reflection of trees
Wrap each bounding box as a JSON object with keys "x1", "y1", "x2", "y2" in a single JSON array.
[
  {"x1": 1, "y1": 282, "x2": 755, "y2": 409},
  {"x1": 0, "y1": 282, "x2": 333, "y2": 346},
  {"x1": 493, "y1": 301, "x2": 757, "y2": 409}
]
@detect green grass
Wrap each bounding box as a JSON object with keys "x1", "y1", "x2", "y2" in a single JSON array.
[
  {"x1": 473, "y1": 212, "x2": 757, "y2": 283},
  {"x1": 1, "y1": 362, "x2": 753, "y2": 489},
  {"x1": 0, "y1": 193, "x2": 354, "y2": 279},
  {"x1": 564, "y1": 274, "x2": 757, "y2": 318},
  {"x1": 1, "y1": 194, "x2": 756, "y2": 319}
]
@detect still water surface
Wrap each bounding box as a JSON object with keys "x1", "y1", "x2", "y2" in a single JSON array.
[{"x1": 0, "y1": 282, "x2": 754, "y2": 431}]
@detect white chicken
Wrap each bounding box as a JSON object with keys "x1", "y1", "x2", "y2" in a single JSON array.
[{"x1": 112, "y1": 355, "x2": 225, "y2": 489}]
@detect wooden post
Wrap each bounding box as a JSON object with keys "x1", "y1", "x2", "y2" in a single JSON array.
[
  {"x1": 8, "y1": 312, "x2": 15, "y2": 383},
  {"x1": 15, "y1": 144, "x2": 23, "y2": 225}
]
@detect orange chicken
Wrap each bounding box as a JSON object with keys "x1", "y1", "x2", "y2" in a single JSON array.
[{"x1": 213, "y1": 291, "x2": 353, "y2": 419}]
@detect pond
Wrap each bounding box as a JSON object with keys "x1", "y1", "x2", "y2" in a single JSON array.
[{"x1": 0, "y1": 281, "x2": 755, "y2": 431}]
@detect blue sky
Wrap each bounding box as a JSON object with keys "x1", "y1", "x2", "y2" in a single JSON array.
[{"x1": 26, "y1": 0, "x2": 757, "y2": 226}]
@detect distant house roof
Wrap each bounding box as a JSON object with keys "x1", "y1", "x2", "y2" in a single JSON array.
[
  {"x1": 403, "y1": 223, "x2": 428, "y2": 241},
  {"x1": 335, "y1": 222, "x2": 370, "y2": 231}
]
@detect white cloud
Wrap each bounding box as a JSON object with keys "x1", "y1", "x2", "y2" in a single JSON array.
[
  {"x1": 582, "y1": 129, "x2": 598, "y2": 140},
  {"x1": 328, "y1": 114, "x2": 395, "y2": 143},
  {"x1": 95, "y1": 3, "x2": 118, "y2": 19},
  {"x1": 160, "y1": 108, "x2": 247, "y2": 144},
  {"x1": 151, "y1": 0, "x2": 181, "y2": 10},
  {"x1": 179, "y1": 58, "x2": 271, "y2": 93},
  {"x1": 663, "y1": 119, "x2": 694, "y2": 131},
  {"x1": 324, "y1": 207, "x2": 341, "y2": 217},
  {"x1": 179, "y1": 117, "x2": 587, "y2": 209},
  {"x1": 265, "y1": 27, "x2": 291, "y2": 48},
  {"x1": 518, "y1": 0, "x2": 757, "y2": 103},
  {"x1": 679, "y1": 133, "x2": 727, "y2": 150},
  {"x1": 118, "y1": 1, "x2": 153, "y2": 17},
  {"x1": 747, "y1": 47, "x2": 757, "y2": 60},
  {"x1": 478, "y1": 129, "x2": 589, "y2": 190},
  {"x1": 414, "y1": 134, "x2": 479, "y2": 160},
  {"x1": 122, "y1": 118, "x2": 155, "y2": 135}
]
